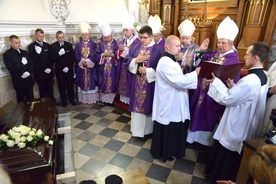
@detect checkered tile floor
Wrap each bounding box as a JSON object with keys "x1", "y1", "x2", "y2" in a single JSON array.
[{"x1": 59, "y1": 102, "x2": 211, "y2": 184}]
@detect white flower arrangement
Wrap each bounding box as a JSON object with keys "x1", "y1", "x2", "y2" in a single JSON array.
[{"x1": 0, "y1": 125, "x2": 54, "y2": 149}]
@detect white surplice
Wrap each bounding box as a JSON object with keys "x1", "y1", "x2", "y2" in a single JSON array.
[
  {"x1": 261, "y1": 62, "x2": 276, "y2": 134},
  {"x1": 208, "y1": 68, "x2": 268, "y2": 153},
  {"x1": 152, "y1": 56, "x2": 198, "y2": 125}
]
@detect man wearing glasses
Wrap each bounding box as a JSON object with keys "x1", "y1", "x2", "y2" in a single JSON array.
[{"x1": 125, "y1": 25, "x2": 164, "y2": 138}]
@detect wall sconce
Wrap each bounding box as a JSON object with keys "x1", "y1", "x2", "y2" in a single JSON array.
[{"x1": 138, "y1": 0, "x2": 149, "y2": 8}]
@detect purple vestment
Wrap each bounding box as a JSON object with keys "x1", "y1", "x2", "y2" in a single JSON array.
[
  {"x1": 125, "y1": 43, "x2": 164, "y2": 115},
  {"x1": 74, "y1": 40, "x2": 98, "y2": 90},
  {"x1": 189, "y1": 50, "x2": 241, "y2": 131},
  {"x1": 156, "y1": 37, "x2": 165, "y2": 49},
  {"x1": 96, "y1": 39, "x2": 118, "y2": 93},
  {"x1": 116, "y1": 36, "x2": 140, "y2": 97},
  {"x1": 181, "y1": 42, "x2": 200, "y2": 73}
]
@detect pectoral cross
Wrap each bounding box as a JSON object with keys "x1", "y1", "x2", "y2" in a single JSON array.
[{"x1": 27, "y1": 101, "x2": 40, "y2": 111}]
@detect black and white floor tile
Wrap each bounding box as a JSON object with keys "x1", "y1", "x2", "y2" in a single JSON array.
[{"x1": 58, "y1": 102, "x2": 211, "y2": 184}]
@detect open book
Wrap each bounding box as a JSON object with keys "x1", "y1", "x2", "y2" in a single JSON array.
[{"x1": 199, "y1": 61, "x2": 244, "y2": 80}]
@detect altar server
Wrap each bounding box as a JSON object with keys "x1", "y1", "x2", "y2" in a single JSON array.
[
  {"x1": 150, "y1": 35, "x2": 200, "y2": 162},
  {"x1": 204, "y1": 42, "x2": 269, "y2": 182}
]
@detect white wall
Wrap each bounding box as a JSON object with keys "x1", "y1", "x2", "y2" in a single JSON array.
[{"x1": 0, "y1": 0, "x2": 137, "y2": 24}]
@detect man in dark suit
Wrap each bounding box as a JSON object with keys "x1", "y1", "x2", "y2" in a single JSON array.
[
  {"x1": 3, "y1": 35, "x2": 35, "y2": 103},
  {"x1": 51, "y1": 30, "x2": 76, "y2": 107},
  {"x1": 28, "y1": 28, "x2": 54, "y2": 98}
]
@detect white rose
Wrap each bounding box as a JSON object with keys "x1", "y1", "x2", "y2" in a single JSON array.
[
  {"x1": 8, "y1": 129, "x2": 15, "y2": 135},
  {"x1": 0, "y1": 134, "x2": 9, "y2": 142},
  {"x1": 11, "y1": 132, "x2": 21, "y2": 139},
  {"x1": 48, "y1": 140, "x2": 54, "y2": 145},
  {"x1": 7, "y1": 140, "x2": 15, "y2": 147},
  {"x1": 36, "y1": 129, "x2": 43, "y2": 137},
  {"x1": 44, "y1": 136, "x2": 49, "y2": 141},
  {"x1": 20, "y1": 136, "x2": 27, "y2": 142},
  {"x1": 20, "y1": 128, "x2": 28, "y2": 136},
  {"x1": 27, "y1": 135, "x2": 33, "y2": 142},
  {"x1": 29, "y1": 131, "x2": 35, "y2": 136},
  {"x1": 15, "y1": 132, "x2": 21, "y2": 138},
  {"x1": 15, "y1": 137, "x2": 21, "y2": 144},
  {"x1": 18, "y1": 142, "x2": 26, "y2": 149},
  {"x1": 13, "y1": 126, "x2": 20, "y2": 132}
]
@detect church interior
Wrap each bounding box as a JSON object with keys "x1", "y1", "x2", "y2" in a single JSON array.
[{"x1": 0, "y1": 0, "x2": 275, "y2": 183}]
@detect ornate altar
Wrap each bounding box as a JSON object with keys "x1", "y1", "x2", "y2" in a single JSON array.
[{"x1": 0, "y1": 98, "x2": 58, "y2": 184}]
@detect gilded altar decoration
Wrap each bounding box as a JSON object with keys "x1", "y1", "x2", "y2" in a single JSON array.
[
  {"x1": 0, "y1": 125, "x2": 54, "y2": 149},
  {"x1": 49, "y1": 0, "x2": 71, "y2": 25}
]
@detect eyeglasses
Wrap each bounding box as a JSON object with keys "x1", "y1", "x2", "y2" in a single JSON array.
[{"x1": 139, "y1": 36, "x2": 149, "y2": 40}]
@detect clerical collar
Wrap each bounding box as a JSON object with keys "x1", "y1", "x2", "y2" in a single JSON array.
[
  {"x1": 125, "y1": 34, "x2": 135, "y2": 46},
  {"x1": 106, "y1": 38, "x2": 114, "y2": 45},
  {"x1": 83, "y1": 39, "x2": 90, "y2": 44},
  {"x1": 248, "y1": 67, "x2": 267, "y2": 86},
  {"x1": 143, "y1": 40, "x2": 155, "y2": 48},
  {"x1": 219, "y1": 49, "x2": 234, "y2": 57},
  {"x1": 162, "y1": 52, "x2": 177, "y2": 62}
]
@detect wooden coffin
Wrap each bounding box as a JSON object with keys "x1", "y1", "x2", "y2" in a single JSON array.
[{"x1": 0, "y1": 98, "x2": 58, "y2": 184}]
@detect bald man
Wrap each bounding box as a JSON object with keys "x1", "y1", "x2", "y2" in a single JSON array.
[{"x1": 150, "y1": 35, "x2": 200, "y2": 162}]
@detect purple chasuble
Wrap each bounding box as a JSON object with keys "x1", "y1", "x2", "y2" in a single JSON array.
[
  {"x1": 125, "y1": 43, "x2": 164, "y2": 115},
  {"x1": 74, "y1": 40, "x2": 98, "y2": 90},
  {"x1": 96, "y1": 39, "x2": 118, "y2": 93},
  {"x1": 156, "y1": 37, "x2": 165, "y2": 49},
  {"x1": 116, "y1": 36, "x2": 140, "y2": 97},
  {"x1": 181, "y1": 41, "x2": 200, "y2": 73},
  {"x1": 189, "y1": 50, "x2": 241, "y2": 131}
]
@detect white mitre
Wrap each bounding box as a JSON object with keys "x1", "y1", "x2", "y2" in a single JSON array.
[
  {"x1": 99, "y1": 22, "x2": 112, "y2": 36},
  {"x1": 217, "y1": 16, "x2": 239, "y2": 41},
  {"x1": 148, "y1": 14, "x2": 162, "y2": 34},
  {"x1": 178, "y1": 19, "x2": 196, "y2": 36},
  {"x1": 79, "y1": 21, "x2": 91, "y2": 34},
  {"x1": 123, "y1": 14, "x2": 135, "y2": 29}
]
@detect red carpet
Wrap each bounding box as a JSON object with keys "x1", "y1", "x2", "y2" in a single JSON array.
[{"x1": 113, "y1": 95, "x2": 130, "y2": 113}]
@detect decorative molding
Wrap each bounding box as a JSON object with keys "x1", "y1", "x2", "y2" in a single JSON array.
[
  {"x1": 49, "y1": 0, "x2": 71, "y2": 25},
  {"x1": 188, "y1": 0, "x2": 238, "y2": 7}
]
